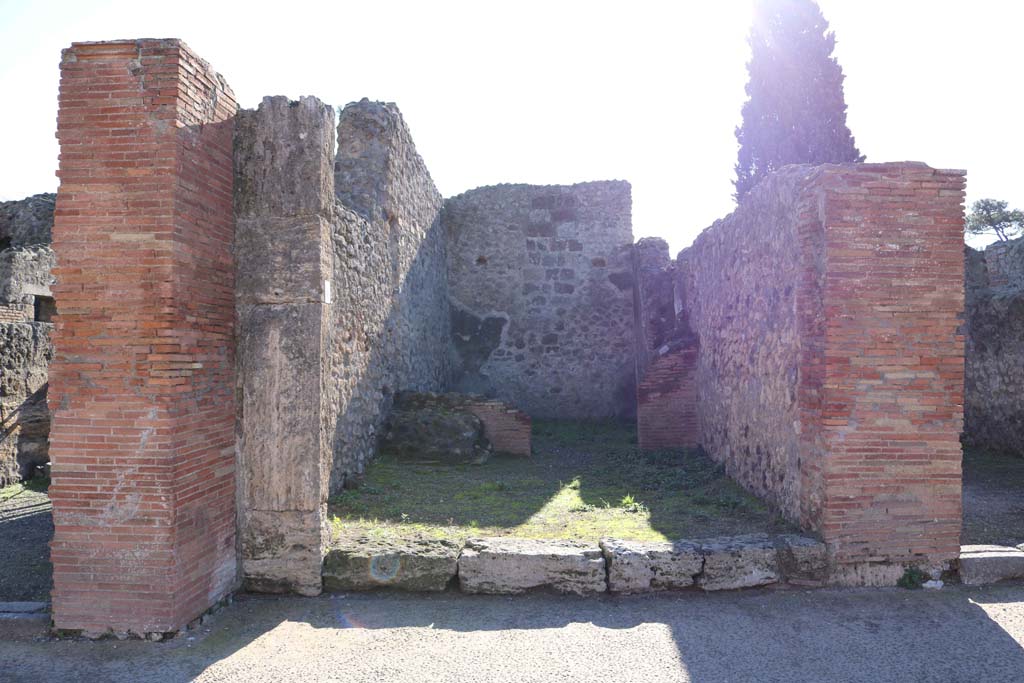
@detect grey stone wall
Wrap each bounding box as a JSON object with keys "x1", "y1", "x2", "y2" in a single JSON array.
[
  {"x1": 674, "y1": 167, "x2": 818, "y2": 522},
  {"x1": 0, "y1": 195, "x2": 55, "y2": 485},
  {"x1": 234, "y1": 96, "x2": 336, "y2": 595},
  {"x1": 443, "y1": 182, "x2": 636, "y2": 418},
  {"x1": 0, "y1": 194, "x2": 54, "y2": 249},
  {"x1": 964, "y1": 237, "x2": 1024, "y2": 455},
  {"x1": 328, "y1": 100, "x2": 450, "y2": 487},
  {"x1": 234, "y1": 96, "x2": 451, "y2": 592}
]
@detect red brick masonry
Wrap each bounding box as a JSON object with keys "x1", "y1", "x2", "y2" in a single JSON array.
[
  {"x1": 464, "y1": 399, "x2": 532, "y2": 457},
  {"x1": 637, "y1": 343, "x2": 699, "y2": 450},
  {"x1": 813, "y1": 165, "x2": 966, "y2": 573},
  {"x1": 48, "y1": 40, "x2": 237, "y2": 634}
]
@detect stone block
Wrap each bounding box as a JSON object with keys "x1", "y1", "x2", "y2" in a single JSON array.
[
  {"x1": 240, "y1": 509, "x2": 325, "y2": 597},
  {"x1": 458, "y1": 538, "x2": 606, "y2": 595},
  {"x1": 775, "y1": 534, "x2": 828, "y2": 585},
  {"x1": 600, "y1": 538, "x2": 702, "y2": 593},
  {"x1": 959, "y1": 545, "x2": 1024, "y2": 586},
  {"x1": 323, "y1": 538, "x2": 460, "y2": 592},
  {"x1": 234, "y1": 96, "x2": 336, "y2": 220},
  {"x1": 698, "y1": 534, "x2": 779, "y2": 591}
]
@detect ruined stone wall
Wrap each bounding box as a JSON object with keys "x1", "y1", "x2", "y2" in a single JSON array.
[
  {"x1": 49, "y1": 39, "x2": 237, "y2": 635},
  {"x1": 0, "y1": 195, "x2": 56, "y2": 485},
  {"x1": 234, "y1": 96, "x2": 451, "y2": 594},
  {"x1": 329, "y1": 100, "x2": 450, "y2": 486},
  {"x1": 964, "y1": 237, "x2": 1024, "y2": 455},
  {"x1": 673, "y1": 162, "x2": 965, "y2": 579},
  {"x1": 676, "y1": 167, "x2": 813, "y2": 521},
  {"x1": 444, "y1": 182, "x2": 635, "y2": 418}
]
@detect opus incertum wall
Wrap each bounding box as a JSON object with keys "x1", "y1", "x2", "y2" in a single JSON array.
[{"x1": 635, "y1": 163, "x2": 967, "y2": 583}]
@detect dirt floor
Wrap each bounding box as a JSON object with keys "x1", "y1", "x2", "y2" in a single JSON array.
[
  {"x1": 329, "y1": 420, "x2": 797, "y2": 544},
  {"x1": 0, "y1": 478, "x2": 52, "y2": 602},
  {"x1": 961, "y1": 448, "x2": 1024, "y2": 546}
]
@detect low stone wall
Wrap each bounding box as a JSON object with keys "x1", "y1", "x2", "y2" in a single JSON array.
[
  {"x1": 444, "y1": 182, "x2": 636, "y2": 419},
  {"x1": 323, "y1": 533, "x2": 828, "y2": 595},
  {"x1": 964, "y1": 238, "x2": 1023, "y2": 455}
]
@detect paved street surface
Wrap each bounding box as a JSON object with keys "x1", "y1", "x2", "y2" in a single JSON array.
[{"x1": 2, "y1": 583, "x2": 1023, "y2": 682}]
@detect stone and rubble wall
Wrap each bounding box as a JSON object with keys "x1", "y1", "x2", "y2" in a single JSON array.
[
  {"x1": 676, "y1": 167, "x2": 813, "y2": 521},
  {"x1": 233, "y1": 96, "x2": 451, "y2": 593},
  {"x1": 964, "y1": 237, "x2": 1023, "y2": 456},
  {"x1": 444, "y1": 182, "x2": 636, "y2": 418},
  {"x1": 1, "y1": 196, "x2": 56, "y2": 485},
  {"x1": 667, "y1": 162, "x2": 965, "y2": 579},
  {"x1": 49, "y1": 39, "x2": 238, "y2": 635},
  {"x1": 328, "y1": 99, "x2": 451, "y2": 486}
]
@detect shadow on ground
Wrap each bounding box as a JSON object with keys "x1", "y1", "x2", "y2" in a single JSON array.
[
  {"x1": 2, "y1": 583, "x2": 1023, "y2": 682},
  {"x1": 0, "y1": 480, "x2": 52, "y2": 602},
  {"x1": 962, "y1": 448, "x2": 1024, "y2": 546},
  {"x1": 329, "y1": 419, "x2": 796, "y2": 544}
]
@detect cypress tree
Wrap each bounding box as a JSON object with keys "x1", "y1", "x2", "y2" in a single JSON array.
[{"x1": 734, "y1": 0, "x2": 864, "y2": 200}]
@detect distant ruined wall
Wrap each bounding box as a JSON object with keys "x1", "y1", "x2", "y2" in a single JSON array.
[
  {"x1": 632, "y1": 237, "x2": 699, "y2": 450},
  {"x1": 668, "y1": 162, "x2": 965, "y2": 579},
  {"x1": 964, "y1": 237, "x2": 1024, "y2": 456},
  {"x1": 0, "y1": 196, "x2": 55, "y2": 485},
  {"x1": 444, "y1": 182, "x2": 635, "y2": 418}
]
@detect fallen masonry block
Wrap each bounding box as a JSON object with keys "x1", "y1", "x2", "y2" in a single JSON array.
[
  {"x1": 323, "y1": 537, "x2": 460, "y2": 592},
  {"x1": 458, "y1": 538, "x2": 606, "y2": 595},
  {"x1": 600, "y1": 538, "x2": 703, "y2": 593},
  {"x1": 959, "y1": 545, "x2": 1024, "y2": 586},
  {"x1": 698, "y1": 534, "x2": 779, "y2": 591},
  {"x1": 775, "y1": 535, "x2": 829, "y2": 586}
]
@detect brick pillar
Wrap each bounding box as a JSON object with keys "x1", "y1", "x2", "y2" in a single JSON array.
[
  {"x1": 814, "y1": 163, "x2": 966, "y2": 582},
  {"x1": 49, "y1": 39, "x2": 238, "y2": 635}
]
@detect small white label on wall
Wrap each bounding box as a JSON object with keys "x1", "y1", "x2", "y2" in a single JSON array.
[{"x1": 324, "y1": 280, "x2": 332, "y2": 304}]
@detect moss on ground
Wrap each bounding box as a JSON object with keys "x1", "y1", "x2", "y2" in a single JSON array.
[{"x1": 328, "y1": 419, "x2": 796, "y2": 545}]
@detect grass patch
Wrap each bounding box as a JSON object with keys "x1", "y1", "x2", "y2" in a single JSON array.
[{"x1": 328, "y1": 419, "x2": 795, "y2": 545}]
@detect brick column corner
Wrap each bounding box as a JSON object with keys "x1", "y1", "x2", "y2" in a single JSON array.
[{"x1": 49, "y1": 39, "x2": 238, "y2": 635}]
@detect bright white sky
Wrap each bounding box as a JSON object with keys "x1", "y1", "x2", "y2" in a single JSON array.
[{"x1": 0, "y1": 0, "x2": 1019, "y2": 252}]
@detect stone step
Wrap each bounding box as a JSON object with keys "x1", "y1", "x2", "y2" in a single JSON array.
[
  {"x1": 323, "y1": 538, "x2": 459, "y2": 592},
  {"x1": 959, "y1": 545, "x2": 1024, "y2": 586},
  {"x1": 458, "y1": 538, "x2": 606, "y2": 595}
]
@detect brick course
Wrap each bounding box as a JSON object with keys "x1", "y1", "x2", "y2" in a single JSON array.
[
  {"x1": 463, "y1": 399, "x2": 532, "y2": 457},
  {"x1": 48, "y1": 39, "x2": 237, "y2": 634},
  {"x1": 636, "y1": 344, "x2": 699, "y2": 451}
]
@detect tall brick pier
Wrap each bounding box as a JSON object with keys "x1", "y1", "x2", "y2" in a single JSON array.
[{"x1": 48, "y1": 40, "x2": 237, "y2": 635}]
